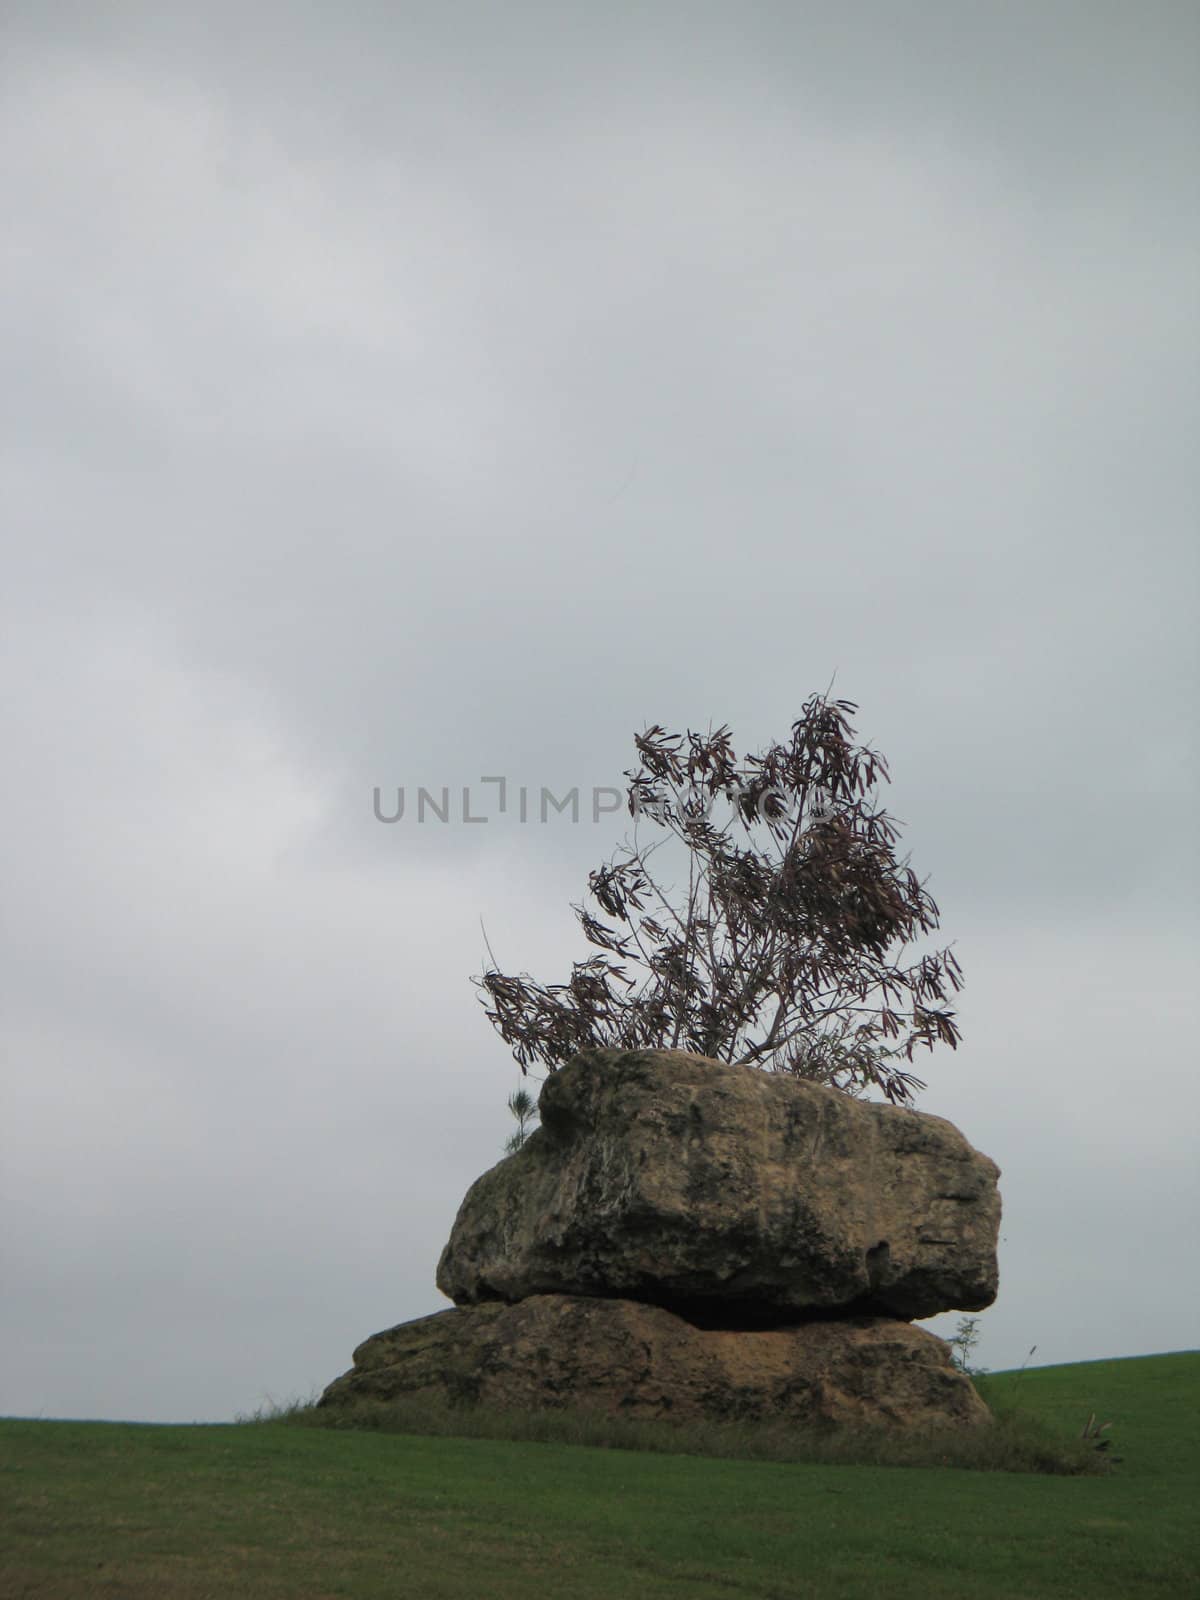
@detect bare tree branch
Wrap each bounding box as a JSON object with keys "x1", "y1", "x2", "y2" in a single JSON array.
[{"x1": 472, "y1": 693, "x2": 963, "y2": 1107}]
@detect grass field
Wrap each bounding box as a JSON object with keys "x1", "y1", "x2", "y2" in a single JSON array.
[{"x1": 2, "y1": 1351, "x2": 1196, "y2": 1599}]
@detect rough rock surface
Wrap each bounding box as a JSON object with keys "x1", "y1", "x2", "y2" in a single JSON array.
[
  {"x1": 437, "y1": 1048, "x2": 1000, "y2": 1321},
  {"x1": 318, "y1": 1293, "x2": 991, "y2": 1430}
]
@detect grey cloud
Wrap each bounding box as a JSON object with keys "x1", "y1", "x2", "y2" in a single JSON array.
[{"x1": 1, "y1": 2, "x2": 1196, "y2": 1419}]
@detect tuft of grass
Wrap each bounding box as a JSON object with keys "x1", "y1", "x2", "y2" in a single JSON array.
[
  {"x1": 238, "y1": 1384, "x2": 1108, "y2": 1476},
  {"x1": 976, "y1": 1349, "x2": 1198, "y2": 1482}
]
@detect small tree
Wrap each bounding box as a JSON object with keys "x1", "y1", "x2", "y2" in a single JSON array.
[
  {"x1": 475, "y1": 694, "x2": 963, "y2": 1107},
  {"x1": 503, "y1": 1087, "x2": 539, "y2": 1154},
  {"x1": 947, "y1": 1315, "x2": 987, "y2": 1377}
]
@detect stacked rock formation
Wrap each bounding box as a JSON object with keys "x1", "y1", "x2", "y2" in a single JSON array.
[{"x1": 320, "y1": 1048, "x2": 1001, "y2": 1430}]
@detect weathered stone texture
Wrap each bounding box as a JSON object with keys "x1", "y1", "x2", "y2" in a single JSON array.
[
  {"x1": 436, "y1": 1048, "x2": 1000, "y2": 1321},
  {"x1": 319, "y1": 1293, "x2": 990, "y2": 1430}
]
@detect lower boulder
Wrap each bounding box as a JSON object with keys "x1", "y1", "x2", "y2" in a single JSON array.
[{"x1": 318, "y1": 1293, "x2": 990, "y2": 1431}]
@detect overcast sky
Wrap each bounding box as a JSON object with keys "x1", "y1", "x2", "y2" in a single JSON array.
[{"x1": 2, "y1": 2, "x2": 1197, "y2": 1424}]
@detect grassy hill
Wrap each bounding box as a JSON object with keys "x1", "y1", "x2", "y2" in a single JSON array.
[{"x1": 2, "y1": 1351, "x2": 1196, "y2": 1598}]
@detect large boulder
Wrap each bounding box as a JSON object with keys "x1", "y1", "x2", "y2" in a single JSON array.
[
  {"x1": 437, "y1": 1048, "x2": 1000, "y2": 1321},
  {"x1": 319, "y1": 1293, "x2": 991, "y2": 1430}
]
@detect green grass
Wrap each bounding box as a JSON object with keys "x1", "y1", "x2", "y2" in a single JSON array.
[
  {"x1": 2, "y1": 1351, "x2": 1196, "y2": 1599},
  {"x1": 249, "y1": 1380, "x2": 1111, "y2": 1476}
]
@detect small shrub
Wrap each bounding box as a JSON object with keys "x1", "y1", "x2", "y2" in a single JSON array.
[
  {"x1": 947, "y1": 1315, "x2": 988, "y2": 1377},
  {"x1": 503, "y1": 1086, "x2": 539, "y2": 1154}
]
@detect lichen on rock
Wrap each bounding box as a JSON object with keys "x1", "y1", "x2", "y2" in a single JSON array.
[{"x1": 436, "y1": 1048, "x2": 1000, "y2": 1322}]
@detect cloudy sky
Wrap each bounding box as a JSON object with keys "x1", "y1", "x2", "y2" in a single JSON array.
[{"x1": 2, "y1": 2, "x2": 1197, "y2": 1423}]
